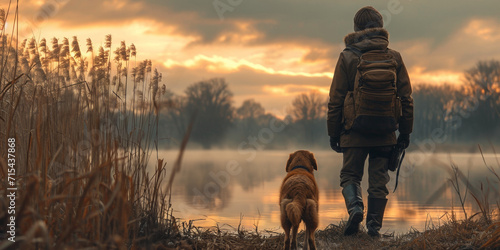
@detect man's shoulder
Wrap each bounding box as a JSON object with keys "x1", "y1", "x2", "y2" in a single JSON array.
[
  {"x1": 387, "y1": 48, "x2": 400, "y2": 54},
  {"x1": 340, "y1": 47, "x2": 361, "y2": 63},
  {"x1": 387, "y1": 48, "x2": 403, "y2": 61}
]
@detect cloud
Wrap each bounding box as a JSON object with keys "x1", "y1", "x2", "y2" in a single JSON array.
[
  {"x1": 9, "y1": 0, "x2": 500, "y2": 112},
  {"x1": 408, "y1": 67, "x2": 462, "y2": 86},
  {"x1": 163, "y1": 54, "x2": 331, "y2": 78},
  {"x1": 38, "y1": 0, "x2": 499, "y2": 46},
  {"x1": 158, "y1": 59, "x2": 331, "y2": 112},
  {"x1": 17, "y1": 1, "x2": 500, "y2": 70},
  {"x1": 263, "y1": 84, "x2": 329, "y2": 97},
  {"x1": 393, "y1": 17, "x2": 500, "y2": 81}
]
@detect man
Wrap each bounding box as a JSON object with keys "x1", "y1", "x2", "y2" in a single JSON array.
[{"x1": 327, "y1": 6, "x2": 413, "y2": 237}]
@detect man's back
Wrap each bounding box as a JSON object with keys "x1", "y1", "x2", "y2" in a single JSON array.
[
  {"x1": 327, "y1": 27, "x2": 414, "y2": 147},
  {"x1": 327, "y1": 6, "x2": 414, "y2": 237}
]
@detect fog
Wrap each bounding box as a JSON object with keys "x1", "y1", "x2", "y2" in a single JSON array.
[{"x1": 152, "y1": 149, "x2": 500, "y2": 233}]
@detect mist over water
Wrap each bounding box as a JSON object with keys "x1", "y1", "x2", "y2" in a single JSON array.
[{"x1": 152, "y1": 149, "x2": 499, "y2": 234}]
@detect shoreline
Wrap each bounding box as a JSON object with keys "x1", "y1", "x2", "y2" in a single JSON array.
[
  {"x1": 146, "y1": 216, "x2": 499, "y2": 249},
  {"x1": 157, "y1": 143, "x2": 500, "y2": 154}
]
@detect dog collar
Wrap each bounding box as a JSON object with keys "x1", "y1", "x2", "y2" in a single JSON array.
[{"x1": 291, "y1": 165, "x2": 309, "y2": 172}]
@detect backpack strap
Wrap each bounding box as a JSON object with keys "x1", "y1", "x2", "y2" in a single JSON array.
[
  {"x1": 344, "y1": 46, "x2": 363, "y2": 57},
  {"x1": 343, "y1": 46, "x2": 362, "y2": 91}
]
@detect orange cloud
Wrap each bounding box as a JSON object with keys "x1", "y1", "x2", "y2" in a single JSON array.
[
  {"x1": 392, "y1": 18, "x2": 500, "y2": 85},
  {"x1": 102, "y1": 0, "x2": 132, "y2": 10},
  {"x1": 263, "y1": 84, "x2": 329, "y2": 96},
  {"x1": 409, "y1": 66, "x2": 463, "y2": 86},
  {"x1": 215, "y1": 21, "x2": 265, "y2": 44},
  {"x1": 163, "y1": 54, "x2": 332, "y2": 78},
  {"x1": 464, "y1": 18, "x2": 500, "y2": 42}
]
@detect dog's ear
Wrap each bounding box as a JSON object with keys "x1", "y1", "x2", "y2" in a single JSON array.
[
  {"x1": 286, "y1": 153, "x2": 293, "y2": 172},
  {"x1": 308, "y1": 152, "x2": 318, "y2": 170}
]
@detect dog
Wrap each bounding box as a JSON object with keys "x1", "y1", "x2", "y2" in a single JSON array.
[{"x1": 279, "y1": 150, "x2": 319, "y2": 250}]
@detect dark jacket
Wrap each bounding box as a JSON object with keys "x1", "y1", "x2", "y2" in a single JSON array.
[{"x1": 327, "y1": 27, "x2": 414, "y2": 147}]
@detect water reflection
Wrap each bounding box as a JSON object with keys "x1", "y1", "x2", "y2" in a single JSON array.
[
  {"x1": 155, "y1": 150, "x2": 499, "y2": 233},
  {"x1": 182, "y1": 162, "x2": 234, "y2": 210}
]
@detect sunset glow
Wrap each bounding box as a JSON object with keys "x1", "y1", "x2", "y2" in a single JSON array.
[{"x1": 3, "y1": 1, "x2": 500, "y2": 112}]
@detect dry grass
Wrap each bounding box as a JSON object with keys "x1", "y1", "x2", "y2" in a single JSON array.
[
  {"x1": 155, "y1": 216, "x2": 498, "y2": 249},
  {"x1": 0, "y1": 3, "x2": 178, "y2": 249}
]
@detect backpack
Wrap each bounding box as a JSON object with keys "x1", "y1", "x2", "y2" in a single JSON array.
[{"x1": 342, "y1": 47, "x2": 402, "y2": 134}]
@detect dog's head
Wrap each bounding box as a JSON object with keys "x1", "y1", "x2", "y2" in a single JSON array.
[{"x1": 285, "y1": 150, "x2": 318, "y2": 173}]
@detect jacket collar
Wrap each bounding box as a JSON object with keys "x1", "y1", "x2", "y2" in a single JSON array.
[{"x1": 344, "y1": 27, "x2": 389, "y2": 51}]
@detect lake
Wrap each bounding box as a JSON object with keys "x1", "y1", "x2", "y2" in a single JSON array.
[{"x1": 152, "y1": 150, "x2": 499, "y2": 235}]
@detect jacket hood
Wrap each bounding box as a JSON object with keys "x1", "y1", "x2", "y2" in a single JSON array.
[{"x1": 344, "y1": 27, "x2": 389, "y2": 51}]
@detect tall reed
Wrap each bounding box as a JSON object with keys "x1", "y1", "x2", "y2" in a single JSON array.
[{"x1": 0, "y1": 3, "x2": 177, "y2": 248}]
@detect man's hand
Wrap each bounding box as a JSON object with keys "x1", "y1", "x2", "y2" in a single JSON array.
[
  {"x1": 397, "y1": 133, "x2": 410, "y2": 149},
  {"x1": 330, "y1": 136, "x2": 342, "y2": 153}
]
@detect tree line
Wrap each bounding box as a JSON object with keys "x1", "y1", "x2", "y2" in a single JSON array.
[
  {"x1": 159, "y1": 60, "x2": 500, "y2": 150},
  {"x1": 159, "y1": 78, "x2": 328, "y2": 149}
]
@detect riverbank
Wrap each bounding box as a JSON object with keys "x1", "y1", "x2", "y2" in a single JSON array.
[{"x1": 148, "y1": 216, "x2": 499, "y2": 249}]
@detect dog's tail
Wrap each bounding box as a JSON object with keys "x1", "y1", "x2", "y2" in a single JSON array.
[{"x1": 285, "y1": 199, "x2": 303, "y2": 227}]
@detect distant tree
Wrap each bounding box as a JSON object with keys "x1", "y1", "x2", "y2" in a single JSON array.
[
  {"x1": 457, "y1": 60, "x2": 500, "y2": 140},
  {"x1": 234, "y1": 99, "x2": 266, "y2": 136},
  {"x1": 160, "y1": 91, "x2": 187, "y2": 146},
  {"x1": 223, "y1": 99, "x2": 292, "y2": 149},
  {"x1": 289, "y1": 91, "x2": 328, "y2": 146},
  {"x1": 412, "y1": 84, "x2": 457, "y2": 141},
  {"x1": 464, "y1": 60, "x2": 500, "y2": 114},
  {"x1": 290, "y1": 91, "x2": 327, "y2": 122},
  {"x1": 184, "y1": 78, "x2": 234, "y2": 149},
  {"x1": 236, "y1": 99, "x2": 265, "y2": 119}
]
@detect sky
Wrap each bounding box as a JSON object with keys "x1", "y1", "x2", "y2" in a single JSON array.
[{"x1": 2, "y1": 0, "x2": 500, "y2": 113}]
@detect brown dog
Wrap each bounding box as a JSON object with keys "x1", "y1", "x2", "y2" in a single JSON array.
[{"x1": 280, "y1": 150, "x2": 319, "y2": 250}]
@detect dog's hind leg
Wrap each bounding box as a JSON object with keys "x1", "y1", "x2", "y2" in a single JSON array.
[
  {"x1": 291, "y1": 225, "x2": 299, "y2": 250},
  {"x1": 284, "y1": 199, "x2": 302, "y2": 250},
  {"x1": 280, "y1": 199, "x2": 292, "y2": 250},
  {"x1": 304, "y1": 199, "x2": 318, "y2": 250},
  {"x1": 304, "y1": 228, "x2": 310, "y2": 250}
]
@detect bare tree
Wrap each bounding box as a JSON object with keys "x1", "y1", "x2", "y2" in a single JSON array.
[
  {"x1": 232, "y1": 99, "x2": 280, "y2": 142},
  {"x1": 290, "y1": 91, "x2": 327, "y2": 122},
  {"x1": 289, "y1": 91, "x2": 328, "y2": 146},
  {"x1": 184, "y1": 78, "x2": 234, "y2": 149},
  {"x1": 464, "y1": 60, "x2": 500, "y2": 114},
  {"x1": 457, "y1": 60, "x2": 500, "y2": 140},
  {"x1": 236, "y1": 99, "x2": 265, "y2": 119}
]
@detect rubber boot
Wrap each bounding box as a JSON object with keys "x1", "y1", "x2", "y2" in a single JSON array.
[
  {"x1": 366, "y1": 197, "x2": 388, "y2": 237},
  {"x1": 342, "y1": 184, "x2": 364, "y2": 236}
]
